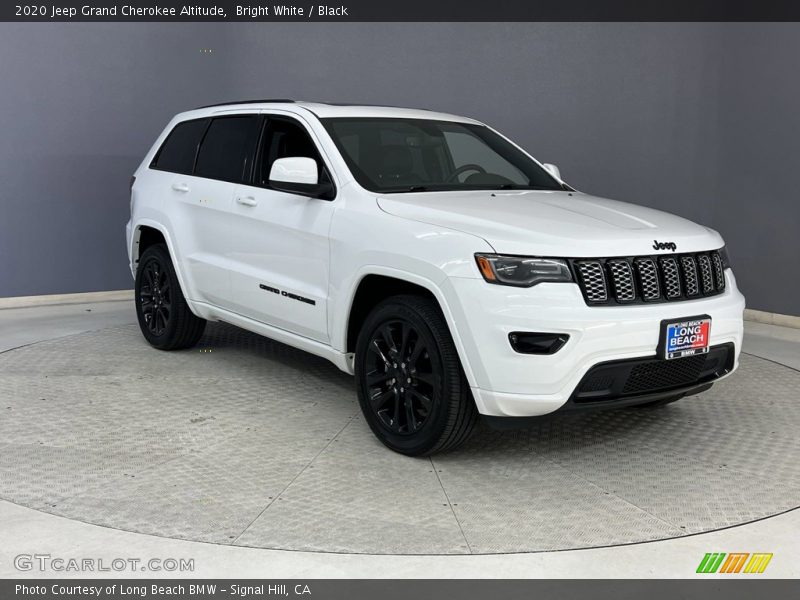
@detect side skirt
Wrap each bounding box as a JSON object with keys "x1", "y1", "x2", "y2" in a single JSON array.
[{"x1": 191, "y1": 301, "x2": 355, "y2": 375}]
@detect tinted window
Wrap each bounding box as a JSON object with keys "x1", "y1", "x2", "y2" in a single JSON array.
[
  {"x1": 443, "y1": 130, "x2": 527, "y2": 184},
  {"x1": 322, "y1": 118, "x2": 563, "y2": 193},
  {"x1": 152, "y1": 119, "x2": 208, "y2": 174},
  {"x1": 195, "y1": 115, "x2": 260, "y2": 183},
  {"x1": 257, "y1": 117, "x2": 330, "y2": 187}
]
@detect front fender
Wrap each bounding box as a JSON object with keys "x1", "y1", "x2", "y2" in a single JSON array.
[{"x1": 329, "y1": 206, "x2": 493, "y2": 390}]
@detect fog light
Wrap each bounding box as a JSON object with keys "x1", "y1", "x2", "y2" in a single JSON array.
[{"x1": 509, "y1": 332, "x2": 569, "y2": 355}]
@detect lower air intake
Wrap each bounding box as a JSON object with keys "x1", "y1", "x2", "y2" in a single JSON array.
[{"x1": 572, "y1": 343, "x2": 734, "y2": 403}]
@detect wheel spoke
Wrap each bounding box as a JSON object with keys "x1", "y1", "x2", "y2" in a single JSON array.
[
  {"x1": 369, "y1": 339, "x2": 390, "y2": 365},
  {"x1": 392, "y1": 391, "x2": 401, "y2": 431},
  {"x1": 366, "y1": 370, "x2": 392, "y2": 387},
  {"x1": 408, "y1": 338, "x2": 426, "y2": 367},
  {"x1": 369, "y1": 389, "x2": 393, "y2": 411},
  {"x1": 380, "y1": 325, "x2": 397, "y2": 356},
  {"x1": 404, "y1": 398, "x2": 418, "y2": 432},
  {"x1": 409, "y1": 388, "x2": 433, "y2": 411},
  {"x1": 154, "y1": 308, "x2": 164, "y2": 333},
  {"x1": 143, "y1": 269, "x2": 154, "y2": 291},
  {"x1": 399, "y1": 323, "x2": 410, "y2": 359},
  {"x1": 415, "y1": 371, "x2": 436, "y2": 386}
]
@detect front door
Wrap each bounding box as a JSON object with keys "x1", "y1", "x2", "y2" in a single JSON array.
[{"x1": 226, "y1": 114, "x2": 335, "y2": 343}]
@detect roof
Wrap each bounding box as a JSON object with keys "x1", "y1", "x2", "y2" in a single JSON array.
[{"x1": 191, "y1": 99, "x2": 482, "y2": 124}]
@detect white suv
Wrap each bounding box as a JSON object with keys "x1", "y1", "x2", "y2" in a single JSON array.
[{"x1": 127, "y1": 100, "x2": 745, "y2": 455}]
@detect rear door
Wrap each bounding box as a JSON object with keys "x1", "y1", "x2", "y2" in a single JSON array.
[
  {"x1": 160, "y1": 114, "x2": 260, "y2": 307},
  {"x1": 226, "y1": 113, "x2": 336, "y2": 343}
]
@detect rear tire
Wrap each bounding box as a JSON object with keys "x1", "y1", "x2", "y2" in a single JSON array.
[
  {"x1": 354, "y1": 294, "x2": 478, "y2": 456},
  {"x1": 135, "y1": 243, "x2": 205, "y2": 350}
]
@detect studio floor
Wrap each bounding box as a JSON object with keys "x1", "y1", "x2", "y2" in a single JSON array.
[{"x1": 1, "y1": 298, "x2": 798, "y2": 577}]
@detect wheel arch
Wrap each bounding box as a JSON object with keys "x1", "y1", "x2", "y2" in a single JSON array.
[
  {"x1": 340, "y1": 268, "x2": 479, "y2": 389},
  {"x1": 131, "y1": 220, "x2": 195, "y2": 312}
]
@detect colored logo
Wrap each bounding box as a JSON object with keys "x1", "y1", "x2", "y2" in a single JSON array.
[
  {"x1": 665, "y1": 318, "x2": 710, "y2": 359},
  {"x1": 696, "y1": 552, "x2": 773, "y2": 574}
]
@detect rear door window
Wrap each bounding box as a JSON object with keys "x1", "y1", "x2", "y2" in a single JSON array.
[
  {"x1": 194, "y1": 115, "x2": 260, "y2": 183},
  {"x1": 151, "y1": 118, "x2": 209, "y2": 174}
]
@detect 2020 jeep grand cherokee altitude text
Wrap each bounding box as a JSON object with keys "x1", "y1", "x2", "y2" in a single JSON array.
[{"x1": 126, "y1": 100, "x2": 745, "y2": 455}]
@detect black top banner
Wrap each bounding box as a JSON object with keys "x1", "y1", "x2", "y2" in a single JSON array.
[{"x1": 3, "y1": 0, "x2": 800, "y2": 22}]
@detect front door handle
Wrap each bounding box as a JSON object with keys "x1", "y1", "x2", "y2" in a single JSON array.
[
  {"x1": 236, "y1": 196, "x2": 258, "y2": 207},
  {"x1": 171, "y1": 182, "x2": 190, "y2": 193}
]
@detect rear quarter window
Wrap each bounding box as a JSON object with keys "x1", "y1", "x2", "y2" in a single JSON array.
[{"x1": 151, "y1": 118, "x2": 209, "y2": 174}]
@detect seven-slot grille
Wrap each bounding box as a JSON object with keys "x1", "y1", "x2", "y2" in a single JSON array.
[{"x1": 572, "y1": 251, "x2": 726, "y2": 305}]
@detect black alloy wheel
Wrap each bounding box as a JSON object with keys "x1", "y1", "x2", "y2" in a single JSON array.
[
  {"x1": 134, "y1": 243, "x2": 206, "y2": 350},
  {"x1": 139, "y1": 257, "x2": 171, "y2": 336},
  {"x1": 355, "y1": 295, "x2": 478, "y2": 456},
  {"x1": 364, "y1": 319, "x2": 437, "y2": 435}
]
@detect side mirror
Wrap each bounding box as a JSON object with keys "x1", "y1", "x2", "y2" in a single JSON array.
[
  {"x1": 269, "y1": 157, "x2": 333, "y2": 199},
  {"x1": 542, "y1": 163, "x2": 561, "y2": 180}
]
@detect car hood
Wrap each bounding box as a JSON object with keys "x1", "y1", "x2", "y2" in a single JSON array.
[{"x1": 376, "y1": 190, "x2": 723, "y2": 256}]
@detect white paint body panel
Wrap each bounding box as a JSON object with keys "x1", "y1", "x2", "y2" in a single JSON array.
[
  {"x1": 127, "y1": 101, "x2": 745, "y2": 417},
  {"x1": 269, "y1": 156, "x2": 318, "y2": 185},
  {"x1": 376, "y1": 190, "x2": 725, "y2": 257}
]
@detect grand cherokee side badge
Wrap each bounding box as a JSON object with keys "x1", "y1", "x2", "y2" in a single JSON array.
[{"x1": 653, "y1": 240, "x2": 677, "y2": 252}]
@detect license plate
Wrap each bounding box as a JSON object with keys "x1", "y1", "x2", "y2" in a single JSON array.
[{"x1": 661, "y1": 316, "x2": 711, "y2": 360}]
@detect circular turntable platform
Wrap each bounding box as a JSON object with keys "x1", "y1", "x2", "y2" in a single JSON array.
[{"x1": 1, "y1": 323, "x2": 798, "y2": 554}]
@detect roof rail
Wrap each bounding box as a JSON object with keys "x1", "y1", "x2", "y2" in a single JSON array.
[{"x1": 196, "y1": 99, "x2": 295, "y2": 109}]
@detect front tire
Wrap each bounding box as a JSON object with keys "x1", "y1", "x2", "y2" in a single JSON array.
[
  {"x1": 135, "y1": 243, "x2": 205, "y2": 350},
  {"x1": 354, "y1": 295, "x2": 478, "y2": 456}
]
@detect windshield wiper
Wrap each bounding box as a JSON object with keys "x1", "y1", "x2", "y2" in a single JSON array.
[
  {"x1": 382, "y1": 185, "x2": 432, "y2": 193},
  {"x1": 496, "y1": 184, "x2": 558, "y2": 190},
  {"x1": 384, "y1": 184, "x2": 563, "y2": 193}
]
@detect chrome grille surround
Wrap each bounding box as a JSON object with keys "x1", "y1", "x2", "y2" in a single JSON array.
[
  {"x1": 711, "y1": 252, "x2": 726, "y2": 290},
  {"x1": 633, "y1": 258, "x2": 661, "y2": 301},
  {"x1": 660, "y1": 256, "x2": 682, "y2": 299},
  {"x1": 697, "y1": 254, "x2": 715, "y2": 294},
  {"x1": 575, "y1": 261, "x2": 608, "y2": 303},
  {"x1": 607, "y1": 260, "x2": 636, "y2": 302},
  {"x1": 569, "y1": 250, "x2": 726, "y2": 305},
  {"x1": 680, "y1": 256, "x2": 700, "y2": 296}
]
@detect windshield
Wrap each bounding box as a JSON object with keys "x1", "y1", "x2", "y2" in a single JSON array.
[{"x1": 321, "y1": 118, "x2": 565, "y2": 193}]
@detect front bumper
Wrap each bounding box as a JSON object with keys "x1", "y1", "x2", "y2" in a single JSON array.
[{"x1": 444, "y1": 270, "x2": 745, "y2": 417}]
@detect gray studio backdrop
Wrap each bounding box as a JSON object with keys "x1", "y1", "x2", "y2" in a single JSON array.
[{"x1": 0, "y1": 23, "x2": 798, "y2": 314}]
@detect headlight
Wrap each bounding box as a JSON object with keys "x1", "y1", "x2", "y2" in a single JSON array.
[
  {"x1": 718, "y1": 246, "x2": 732, "y2": 269},
  {"x1": 475, "y1": 254, "x2": 573, "y2": 287}
]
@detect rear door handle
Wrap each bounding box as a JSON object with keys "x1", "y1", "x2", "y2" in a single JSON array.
[
  {"x1": 236, "y1": 196, "x2": 258, "y2": 207},
  {"x1": 171, "y1": 182, "x2": 190, "y2": 193}
]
